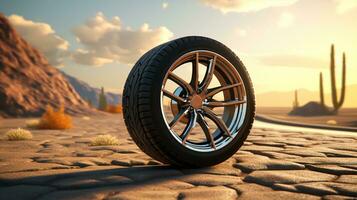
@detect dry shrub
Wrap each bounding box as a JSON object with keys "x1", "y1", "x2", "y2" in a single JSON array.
[
  {"x1": 91, "y1": 134, "x2": 119, "y2": 146},
  {"x1": 82, "y1": 116, "x2": 91, "y2": 121},
  {"x1": 6, "y1": 128, "x2": 33, "y2": 140},
  {"x1": 38, "y1": 105, "x2": 72, "y2": 129},
  {"x1": 326, "y1": 120, "x2": 337, "y2": 125},
  {"x1": 106, "y1": 104, "x2": 122, "y2": 113},
  {"x1": 26, "y1": 119, "x2": 40, "y2": 128}
]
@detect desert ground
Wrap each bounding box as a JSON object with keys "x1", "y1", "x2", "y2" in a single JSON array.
[
  {"x1": 257, "y1": 107, "x2": 357, "y2": 128},
  {"x1": 0, "y1": 114, "x2": 357, "y2": 200}
]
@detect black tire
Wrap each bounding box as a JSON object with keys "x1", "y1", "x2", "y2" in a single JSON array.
[{"x1": 123, "y1": 36, "x2": 255, "y2": 167}]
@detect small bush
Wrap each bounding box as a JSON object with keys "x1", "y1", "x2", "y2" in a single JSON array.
[
  {"x1": 91, "y1": 134, "x2": 119, "y2": 146},
  {"x1": 6, "y1": 128, "x2": 33, "y2": 141},
  {"x1": 106, "y1": 104, "x2": 122, "y2": 113},
  {"x1": 82, "y1": 116, "x2": 91, "y2": 121},
  {"x1": 26, "y1": 119, "x2": 40, "y2": 128},
  {"x1": 326, "y1": 120, "x2": 337, "y2": 125},
  {"x1": 38, "y1": 105, "x2": 72, "y2": 130}
]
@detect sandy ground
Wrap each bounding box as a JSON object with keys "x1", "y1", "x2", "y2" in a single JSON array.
[
  {"x1": 257, "y1": 107, "x2": 357, "y2": 127},
  {"x1": 0, "y1": 114, "x2": 356, "y2": 200}
]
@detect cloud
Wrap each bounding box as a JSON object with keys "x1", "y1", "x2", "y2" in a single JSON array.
[
  {"x1": 8, "y1": 15, "x2": 69, "y2": 67},
  {"x1": 162, "y1": 2, "x2": 169, "y2": 9},
  {"x1": 72, "y1": 49, "x2": 113, "y2": 66},
  {"x1": 72, "y1": 12, "x2": 173, "y2": 66},
  {"x1": 334, "y1": 0, "x2": 357, "y2": 14},
  {"x1": 277, "y1": 12, "x2": 294, "y2": 27},
  {"x1": 200, "y1": 0, "x2": 298, "y2": 13},
  {"x1": 256, "y1": 53, "x2": 328, "y2": 68}
]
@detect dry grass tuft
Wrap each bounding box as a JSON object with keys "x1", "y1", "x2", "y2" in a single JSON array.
[
  {"x1": 91, "y1": 134, "x2": 119, "y2": 146},
  {"x1": 106, "y1": 104, "x2": 122, "y2": 113},
  {"x1": 326, "y1": 119, "x2": 337, "y2": 125},
  {"x1": 82, "y1": 116, "x2": 91, "y2": 121},
  {"x1": 26, "y1": 119, "x2": 40, "y2": 128},
  {"x1": 38, "y1": 105, "x2": 72, "y2": 130},
  {"x1": 6, "y1": 128, "x2": 33, "y2": 141}
]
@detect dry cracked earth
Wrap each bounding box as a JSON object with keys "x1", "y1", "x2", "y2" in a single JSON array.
[{"x1": 0, "y1": 115, "x2": 356, "y2": 200}]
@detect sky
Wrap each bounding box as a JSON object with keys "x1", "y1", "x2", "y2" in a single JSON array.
[{"x1": 1, "y1": 0, "x2": 356, "y2": 98}]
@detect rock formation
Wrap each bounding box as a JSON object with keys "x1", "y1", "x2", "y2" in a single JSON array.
[{"x1": 0, "y1": 13, "x2": 91, "y2": 117}]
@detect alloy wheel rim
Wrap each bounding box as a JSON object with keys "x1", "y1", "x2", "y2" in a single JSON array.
[{"x1": 160, "y1": 50, "x2": 248, "y2": 152}]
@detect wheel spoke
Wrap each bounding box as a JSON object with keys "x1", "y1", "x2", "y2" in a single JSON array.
[
  {"x1": 202, "y1": 107, "x2": 232, "y2": 137},
  {"x1": 197, "y1": 112, "x2": 216, "y2": 149},
  {"x1": 162, "y1": 88, "x2": 186, "y2": 104},
  {"x1": 190, "y1": 52, "x2": 199, "y2": 91},
  {"x1": 161, "y1": 50, "x2": 248, "y2": 152},
  {"x1": 169, "y1": 107, "x2": 189, "y2": 128},
  {"x1": 206, "y1": 99, "x2": 246, "y2": 107},
  {"x1": 206, "y1": 83, "x2": 242, "y2": 97},
  {"x1": 168, "y1": 71, "x2": 194, "y2": 94},
  {"x1": 180, "y1": 109, "x2": 197, "y2": 144},
  {"x1": 200, "y1": 55, "x2": 217, "y2": 93}
]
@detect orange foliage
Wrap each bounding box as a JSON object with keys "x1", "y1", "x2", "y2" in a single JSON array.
[
  {"x1": 106, "y1": 104, "x2": 122, "y2": 113},
  {"x1": 38, "y1": 105, "x2": 72, "y2": 129}
]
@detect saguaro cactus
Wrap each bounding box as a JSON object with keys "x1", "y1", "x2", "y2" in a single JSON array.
[
  {"x1": 319, "y1": 72, "x2": 325, "y2": 107},
  {"x1": 98, "y1": 87, "x2": 107, "y2": 111},
  {"x1": 292, "y1": 90, "x2": 299, "y2": 109},
  {"x1": 329, "y1": 44, "x2": 346, "y2": 112}
]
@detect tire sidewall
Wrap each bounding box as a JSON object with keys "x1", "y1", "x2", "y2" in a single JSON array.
[{"x1": 146, "y1": 37, "x2": 255, "y2": 166}]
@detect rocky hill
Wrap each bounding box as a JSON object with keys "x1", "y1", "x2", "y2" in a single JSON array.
[
  {"x1": 289, "y1": 101, "x2": 333, "y2": 116},
  {"x1": 0, "y1": 13, "x2": 91, "y2": 117},
  {"x1": 62, "y1": 72, "x2": 121, "y2": 107}
]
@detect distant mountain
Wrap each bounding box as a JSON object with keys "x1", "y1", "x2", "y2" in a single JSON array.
[
  {"x1": 62, "y1": 72, "x2": 121, "y2": 107},
  {"x1": 0, "y1": 14, "x2": 91, "y2": 117},
  {"x1": 256, "y1": 84, "x2": 357, "y2": 108}
]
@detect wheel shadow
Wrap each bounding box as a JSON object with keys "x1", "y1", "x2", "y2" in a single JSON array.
[
  {"x1": 0, "y1": 165, "x2": 208, "y2": 199},
  {"x1": 1, "y1": 165, "x2": 183, "y2": 185}
]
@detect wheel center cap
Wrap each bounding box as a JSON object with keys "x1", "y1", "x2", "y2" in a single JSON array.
[{"x1": 190, "y1": 94, "x2": 203, "y2": 109}]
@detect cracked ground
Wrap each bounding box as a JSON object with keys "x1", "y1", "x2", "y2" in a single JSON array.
[{"x1": 0, "y1": 115, "x2": 356, "y2": 200}]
